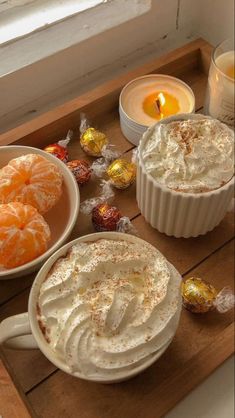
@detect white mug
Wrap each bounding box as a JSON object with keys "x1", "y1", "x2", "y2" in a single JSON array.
[{"x1": 0, "y1": 232, "x2": 182, "y2": 383}]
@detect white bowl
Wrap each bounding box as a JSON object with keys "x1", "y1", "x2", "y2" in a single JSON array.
[
  {"x1": 0, "y1": 145, "x2": 80, "y2": 279},
  {"x1": 137, "y1": 114, "x2": 234, "y2": 238}
]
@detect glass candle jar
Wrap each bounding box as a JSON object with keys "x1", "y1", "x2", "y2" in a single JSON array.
[{"x1": 204, "y1": 38, "x2": 234, "y2": 127}]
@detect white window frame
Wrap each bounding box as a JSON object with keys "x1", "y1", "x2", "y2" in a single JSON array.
[
  {"x1": 0, "y1": 0, "x2": 151, "y2": 77},
  {"x1": 0, "y1": 0, "x2": 35, "y2": 13},
  {"x1": 0, "y1": 0, "x2": 114, "y2": 45}
]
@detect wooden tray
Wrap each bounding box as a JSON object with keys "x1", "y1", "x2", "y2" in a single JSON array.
[
  {"x1": 0, "y1": 355, "x2": 32, "y2": 418},
  {"x1": 0, "y1": 38, "x2": 234, "y2": 418}
]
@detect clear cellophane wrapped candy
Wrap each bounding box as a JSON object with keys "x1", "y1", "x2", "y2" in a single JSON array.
[
  {"x1": 80, "y1": 180, "x2": 137, "y2": 234},
  {"x1": 44, "y1": 130, "x2": 73, "y2": 163},
  {"x1": 80, "y1": 113, "x2": 121, "y2": 160},
  {"x1": 181, "y1": 277, "x2": 235, "y2": 314},
  {"x1": 91, "y1": 149, "x2": 137, "y2": 192}
]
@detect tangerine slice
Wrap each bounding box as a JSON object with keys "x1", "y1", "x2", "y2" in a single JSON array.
[
  {"x1": 0, "y1": 202, "x2": 51, "y2": 269},
  {"x1": 0, "y1": 154, "x2": 63, "y2": 214}
]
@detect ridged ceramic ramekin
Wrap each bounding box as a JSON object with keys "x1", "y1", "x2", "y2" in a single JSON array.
[{"x1": 137, "y1": 114, "x2": 234, "y2": 238}]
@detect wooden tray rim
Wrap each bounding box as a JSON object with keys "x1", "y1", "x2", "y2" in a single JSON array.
[
  {"x1": 0, "y1": 37, "x2": 212, "y2": 146},
  {"x1": 0, "y1": 37, "x2": 234, "y2": 418}
]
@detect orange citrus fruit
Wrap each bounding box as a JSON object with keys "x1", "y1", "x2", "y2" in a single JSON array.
[
  {"x1": 0, "y1": 202, "x2": 51, "y2": 269},
  {"x1": 0, "y1": 154, "x2": 63, "y2": 214}
]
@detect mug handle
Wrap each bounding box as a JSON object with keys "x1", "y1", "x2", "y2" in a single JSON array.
[{"x1": 0, "y1": 313, "x2": 38, "y2": 349}]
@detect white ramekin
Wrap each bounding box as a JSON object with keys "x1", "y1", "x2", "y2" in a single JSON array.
[
  {"x1": 0, "y1": 232, "x2": 182, "y2": 384},
  {"x1": 137, "y1": 114, "x2": 234, "y2": 238}
]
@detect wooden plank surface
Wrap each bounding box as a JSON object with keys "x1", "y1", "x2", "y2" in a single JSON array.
[
  {"x1": 1, "y1": 215, "x2": 233, "y2": 393},
  {"x1": 0, "y1": 358, "x2": 32, "y2": 418},
  {"x1": 27, "y1": 325, "x2": 234, "y2": 418},
  {"x1": 132, "y1": 213, "x2": 234, "y2": 275},
  {"x1": 0, "y1": 57, "x2": 208, "y2": 306},
  {"x1": 0, "y1": 39, "x2": 234, "y2": 418},
  {"x1": 0, "y1": 64, "x2": 207, "y2": 307}
]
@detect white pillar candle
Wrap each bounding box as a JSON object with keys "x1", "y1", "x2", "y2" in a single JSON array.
[
  {"x1": 204, "y1": 39, "x2": 235, "y2": 127},
  {"x1": 120, "y1": 75, "x2": 195, "y2": 127}
]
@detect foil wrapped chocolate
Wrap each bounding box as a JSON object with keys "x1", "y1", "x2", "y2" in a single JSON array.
[
  {"x1": 66, "y1": 160, "x2": 91, "y2": 185},
  {"x1": 92, "y1": 203, "x2": 122, "y2": 231},
  {"x1": 80, "y1": 127, "x2": 108, "y2": 157},
  {"x1": 44, "y1": 130, "x2": 73, "y2": 163},
  {"x1": 79, "y1": 113, "x2": 121, "y2": 160},
  {"x1": 106, "y1": 158, "x2": 136, "y2": 189},
  {"x1": 80, "y1": 180, "x2": 137, "y2": 235},
  {"x1": 181, "y1": 277, "x2": 235, "y2": 314},
  {"x1": 91, "y1": 203, "x2": 137, "y2": 234}
]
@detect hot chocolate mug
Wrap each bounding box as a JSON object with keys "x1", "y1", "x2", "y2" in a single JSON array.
[{"x1": 0, "y1": 232, "x2": 182, "y2": 383}]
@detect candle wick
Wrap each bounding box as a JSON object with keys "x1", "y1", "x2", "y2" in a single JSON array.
[{"x1": 155, "y1": 99, "x2": 161, "y2": 114}]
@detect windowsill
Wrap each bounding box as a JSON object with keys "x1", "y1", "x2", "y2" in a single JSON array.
[
  {"x1": 0, "y1": 0, "x2": 105, "y2": 45},
  {"x1": 0, "y1": 0, "x2": 151, "y2": 77}
]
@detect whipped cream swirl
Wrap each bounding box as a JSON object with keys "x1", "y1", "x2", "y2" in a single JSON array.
[
  {"x1": 37, "y1": 239, "x2": 181, "y2": 379},
  {"x1": 142, "y1": 119, "x2": 234, "y2": 193}
]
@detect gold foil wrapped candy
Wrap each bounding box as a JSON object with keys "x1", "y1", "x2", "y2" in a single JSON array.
[
  {"x1": 106, "y1": 158, "x2": 136, "y2": 189},
  {"x1": 80, "y1": 127, "x2": 108, "y2": 157},
  {"x1": 181, "y1": 277, "x2": 235, "y2": 314}
]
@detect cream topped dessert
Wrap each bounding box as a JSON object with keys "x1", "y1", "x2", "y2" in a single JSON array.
[
  {"x1": 37, "y1": 238, "x2": 181, "y2": 379},
  {"x1": 142, "y1": 118, "x2": 234, "y2": 193}
]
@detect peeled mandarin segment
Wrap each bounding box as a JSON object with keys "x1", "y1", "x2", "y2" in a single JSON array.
[
  {"x1": 0, "y1": 202, "x2": 51, "y2": 269},
  {"x1": 0, "y1": 154, "x2": 63, "y2": 214}
]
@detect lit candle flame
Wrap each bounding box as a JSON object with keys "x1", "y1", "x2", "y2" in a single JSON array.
[
  {"x1": 158, "y1": 92, "x2": 166, "y2": 106},
  {"x1": 155, "y1": 92, "x2": 166, "y2": 114}
]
